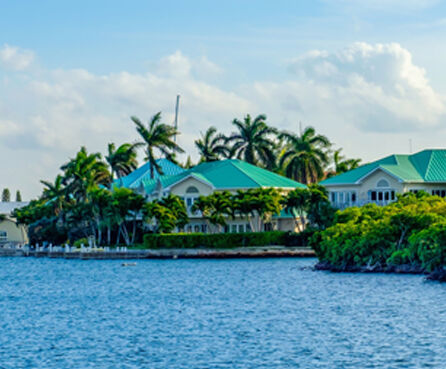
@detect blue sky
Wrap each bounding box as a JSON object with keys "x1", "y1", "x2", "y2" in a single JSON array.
[{"x1": 2, "y1": 0, "x2": 446, "y2": 197}]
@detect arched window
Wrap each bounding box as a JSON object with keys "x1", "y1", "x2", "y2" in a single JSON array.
[
  {"x1": 376, "y1": 179, "x2": 390, "y2": 188},
  {"x1": 186, "y1": 186, "x2": 199, "y2": 194}
]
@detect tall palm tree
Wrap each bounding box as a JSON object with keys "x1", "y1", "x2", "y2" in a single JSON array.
[
  {"x1": 226, "y1": 114, "x2": 277, "y2": 169},
  {"x1": 61, "y1": 147, "x2": 110, "y2": 201},
  {"x1": 332, "y1": 149, "x2": 361, "y2": 175},
  {"x1": 195, "y1": 126, "x2": 230, "y2": 162},
  {"x1": 40, "y1": 175, "x2": 67, "y2": 216},
  {"x1": 279, "y1": 126, "x2": 331, "y2": 184},
  {"x1": 131, "y1": 112, "x2": 184, "y2": 179},
  {"x1": 105, "y1": 142, "x2": 141, "y2": 180}
]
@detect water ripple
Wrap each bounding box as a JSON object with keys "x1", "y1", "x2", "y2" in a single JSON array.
[{"x1": 0, "y1": 257, "x2": 445, "y2": 368}]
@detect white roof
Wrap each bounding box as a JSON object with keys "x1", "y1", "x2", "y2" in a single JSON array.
[{"x1": 0, "y1": 202, "x2": 29, "y2": 215}]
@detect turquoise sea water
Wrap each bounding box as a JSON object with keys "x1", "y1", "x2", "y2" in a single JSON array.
[{"x1": 0, "y1": 257, "x2": 445, "y2": 368}]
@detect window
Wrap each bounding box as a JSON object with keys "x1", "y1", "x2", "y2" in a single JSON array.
[
  {"x1": 186, "y1": 186, "x2": 199, "y2": 194},
  {"x1": 377, "y1": 179, "x2": 390, "y2": 188},
  {"x1": 194, "y1": 225, "x2": 200, "y2": 233},
  {"x1": 231, "y1": 224, "x2": 237, "y2": 233},
  {"x1": 246, "y1": 223, "x2": 252, "y2": 232},
  {"x1": 371, "y1": 191, "x2": 377, "y2": 201},
  {"x1": 431, "y1": 189, "x2": 446, "y2": 198},
  {"x1": 330, "y1": 192, "x2": 337, "y2": 203},
  {"x1": 264, "y1": 223, "x2": 273, "y2": 231},
  {"x1": 351, "y1": 192, "x2": 357, "y2": 202},
  {"x1": 201, "y1": 224, "x2": 207, "y2": 233},
  {"x1": 238, "y1": 224, "x2": 244, "y2": 233},
  {"x1": 0, "y1": 231, "x2": 6, "y2": 242}
]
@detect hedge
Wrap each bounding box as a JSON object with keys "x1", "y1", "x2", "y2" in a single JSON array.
[{"x1": 143, "y1": 231, "x2": 309, "y2": 249}]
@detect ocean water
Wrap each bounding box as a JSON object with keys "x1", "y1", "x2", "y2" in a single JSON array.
[{"x1": 0, "y1": 257, "x2": 445, "y2": 369}]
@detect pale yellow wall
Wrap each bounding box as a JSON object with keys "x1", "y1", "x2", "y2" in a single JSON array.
[
  {"x1": 0, "y1": 219, "x2": 28, "y2": 244},
  {"x1": 170, "y1": 177, "x2": 214, "y2": 197},
  {"x1": 325, "y1": 169, "x2": 404, "y2": 202},
  {"x1": 405, "y1": 183, "x2": 446, "y2": 194}
]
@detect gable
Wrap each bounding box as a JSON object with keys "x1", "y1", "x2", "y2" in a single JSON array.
[
  {"x1": 170, "y1": 176, "x2": 214, "y2": 196},
  {"x1": 357, "y1": 168, "x2": 402, "y2": 189}
]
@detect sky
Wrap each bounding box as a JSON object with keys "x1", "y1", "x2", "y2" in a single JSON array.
[{"x1": 2, "y1": 0, "x2": 446, "y2": 198}]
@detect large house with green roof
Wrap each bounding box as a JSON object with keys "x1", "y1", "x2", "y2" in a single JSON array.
[
  {"x1": 321, "y1": 149, "x2": 446, "y2": 209},
  {"x1": 120, "y1": 159, "x2": 306, "y2": 233}
]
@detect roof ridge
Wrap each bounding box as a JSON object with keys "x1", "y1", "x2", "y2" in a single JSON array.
[
  {"x1": 230, "y1": 160, "x2": 265, "y2": 187},
  {"x1": 423, "y1": 150, "x2": 435, "y2": 180}
]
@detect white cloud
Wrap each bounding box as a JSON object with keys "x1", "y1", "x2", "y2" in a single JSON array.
[
  {"x1": 1, "y1": 43, "x2": 445, "y2": 198},
  {"x1": 0, "y1": 44, "x2": 34, "y2": 70},
  {"x1": 285, "y1": 42, "x2": 445, "y2": 131}
]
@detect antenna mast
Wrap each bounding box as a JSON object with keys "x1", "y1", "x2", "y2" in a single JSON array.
[{"x1": 174, "y1": 95, "x2": 180, "y2": 142}]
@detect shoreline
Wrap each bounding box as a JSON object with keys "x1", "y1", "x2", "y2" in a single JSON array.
[
  {"x1": 315, "y1": 261, "x2": 446, "y2": 282},
  {"x1": 1, "y1": 246, "x2": 315, "y2": 260}
]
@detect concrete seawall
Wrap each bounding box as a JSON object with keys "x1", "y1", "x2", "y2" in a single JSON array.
[{"x1": 21, "y1": 246, "x2": 315, "y2": 260}]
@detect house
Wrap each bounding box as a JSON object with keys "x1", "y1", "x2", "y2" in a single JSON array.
[
  {"x1": 0, "y1": 202, "x2": 29, "y2": 246},
  {"x1": 321, "y1": 149, "x2": 446, "y2": 209},
  {"x1": 126, "y1": 159, "x2": 306, "y2": 233}
]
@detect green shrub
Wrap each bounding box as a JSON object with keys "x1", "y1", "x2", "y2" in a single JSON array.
[
  {"x1": 313, "y1": 193, "x2": 446, "y2": 271},
  {"x1": 73, "y1": 237, "x2": 89, "y2": 248},
  {"x1": 408, "y1": 222, "x2": 446, "y2": 271},
  {"x1": 143, "y1": 231, "x2": 289, "y2": 249}
]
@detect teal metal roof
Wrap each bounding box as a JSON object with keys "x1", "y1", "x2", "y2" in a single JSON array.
[
  {"x1": 114, "y1": 158, "x2": 185, "y2": 189},
  {"x1": 143, "y1": 159, "x2": 306, "y2": 193},
  {"x1": 321, "y1": 149, "x2": 446, "y2": 185}
]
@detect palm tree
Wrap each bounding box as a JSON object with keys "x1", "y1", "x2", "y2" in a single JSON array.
[
  {"x1": 195, "y1": 126, "x2": 230, "y2": 162},
  {"x1": 192, "y1": 191, "x2": 232, "y2": 233},
  {"x1": 279, "y1": 126, "x2": 331, "y2": 184},
  {"x1": 131, "y1": 112, "x2": 184, "y2": 179},
  {"x1": 40, "y1": 175, "x2": 67, "y2": 216},
  {"x1": 226, "y1": 114, "x2": 277, "y2": 169},
  {"x1": 105, "y1": 142, "x2": 141, "y2": 180},
  {"x1": 61, "y1": 147, "x2": 110, "y2": 201},
  {"x1": 331, "y1": 149, "x2": 361, "y2": 176}
]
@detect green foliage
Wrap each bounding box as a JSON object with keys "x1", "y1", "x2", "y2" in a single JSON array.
[
  {"x1": 131, "y1": 112, "x2": 184, "y2": 179},
  {"x1": 278, "y1": 126, "x2": 331, "y2": 184},
  {"x1": 2, "y1": 188, "x2": 11, "y2": 202},
  {"x1": 313, "y1": 192, "x2": 446, "y2": 272},
  {"x1": 195, "y1": 126, "x2": 230, "y2": 162},
  {"x1": 226, "y1": 114, "x2": 277, "y2": 169},
  {"x1": 15, "y1": 190, "x2": 22, "y2": 202},
  {"x1": 143, "y1": 231, "x2": 289, "y2": 249},
  {"x1": 73, "y1": 238, "x2": 89, "y2": 248},
  {"x1": 144, "y1": 194, "x2": 189, "y2": 233}
]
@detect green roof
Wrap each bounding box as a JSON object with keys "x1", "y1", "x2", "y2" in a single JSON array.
[
  {"x1": 321, "y1": 149, "x2": 446, "y2": 185},
  {"x1": 142, "y1": 159, "x2": 306, "y2": 193},
  {"x1": 114, "y1": 158, "x2": 185, "y2": 189}
]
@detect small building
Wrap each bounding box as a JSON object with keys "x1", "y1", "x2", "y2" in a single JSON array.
[
  {"x1": 0, "y1": 202, "x2": 29, "y2": 246},
  {"x1": 140, "y1": 159, "x2": 306, "y2": 233},
  {"x1": 321, "y1": 149, "x2": 446, "y2": 209}
]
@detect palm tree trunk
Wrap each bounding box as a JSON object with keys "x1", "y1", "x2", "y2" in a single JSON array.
[
  {"x1": 131, "y1": 215, "x2": 137, "y2": 244},
  {"x1": 116, "y1": 224, "x2": 121, "y2": 245}
]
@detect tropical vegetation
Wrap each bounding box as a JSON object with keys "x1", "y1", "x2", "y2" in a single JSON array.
[
  {"x1": 311, "y1": 191, "x2": 446, "y2": 278},
  {"x1": 11, "y1": 110, "x2": 356, "y2": 247}
]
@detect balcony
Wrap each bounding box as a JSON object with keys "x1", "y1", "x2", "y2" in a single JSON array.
[{"x1": 332, "y1": 199, "x2": 395, "y2": 209}]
